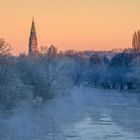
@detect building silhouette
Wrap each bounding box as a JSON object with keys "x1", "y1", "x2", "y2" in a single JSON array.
[
  {"x1": 48, "y1": 44, "x2": 57, "y2": 58},
  {"x1": 29, "y1": 18, "x2": 38, "y2": 55}
]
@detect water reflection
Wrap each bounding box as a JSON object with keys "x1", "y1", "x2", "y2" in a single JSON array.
[{"x1": 64, "y1": 114, "x2": 138, "y2": 140}]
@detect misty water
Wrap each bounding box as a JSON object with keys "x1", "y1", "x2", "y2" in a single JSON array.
[{"x1": 0, "y1": 87, "x2": 140, "y2": 140}]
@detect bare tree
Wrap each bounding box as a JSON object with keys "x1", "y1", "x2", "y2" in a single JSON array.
[
  {"x1": 0, "y1": 39, "x2": 19, "y2": 108},
  {"x1": 38, "y1": 45, "x2": 70, "y2": 100},
  {"x1": 0, "y1": 39, "x2": 12, "y2": 94},
  {"x1": 17, "y1": 45, "x2": 72, "y2": 102}
]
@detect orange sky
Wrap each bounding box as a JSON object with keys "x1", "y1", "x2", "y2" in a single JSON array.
[{"x1": 0, "y1": 0, "x2": 140, "y2": 55}]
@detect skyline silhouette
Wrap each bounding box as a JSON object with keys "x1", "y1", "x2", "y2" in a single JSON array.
[{"x1": 0, "y1": 0, "x2": 140, "y2": 55}]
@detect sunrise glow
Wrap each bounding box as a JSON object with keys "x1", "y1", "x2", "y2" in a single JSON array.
[{"x1": 0, "y1": 0, "x2": 140, "y2": 54}]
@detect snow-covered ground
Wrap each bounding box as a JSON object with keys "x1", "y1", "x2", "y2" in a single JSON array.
[{"x1": 0, "y1": 87, "x2": 140, "y2": 140}]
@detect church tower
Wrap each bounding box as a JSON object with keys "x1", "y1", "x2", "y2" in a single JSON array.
[{"x1": 29, "y1": 18, "x2": 38, "y2": 55}]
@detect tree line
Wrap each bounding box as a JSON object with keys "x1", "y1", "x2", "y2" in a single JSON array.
[{"x1": 0, "y1": 39, "x2": 140, "y2": 109}]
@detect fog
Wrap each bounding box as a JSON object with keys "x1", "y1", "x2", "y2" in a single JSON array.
[
  {"x1": 0, "y1": 39, "x2": 140, "y2": 139},
  {"x1": 0, "y1": 87, "x2": 140, "y2": 140}
]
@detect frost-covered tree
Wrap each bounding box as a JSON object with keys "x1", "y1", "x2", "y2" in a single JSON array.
[
  {"x1": 38, "y1": 45, "x2": 72, "y2": 100},
  {"x1": 127, "y1": 56, "x2": 140, "y2": 89},
  {"x1": 17, "y1": 45, "x2": 72, "y2": 102},
  {"x1": 0, "y1": 39, "x2": 24, "y2": 109}
]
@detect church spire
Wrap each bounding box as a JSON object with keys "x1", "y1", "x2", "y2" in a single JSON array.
[
  {"x1": 29, "y1": 18, "x2": 38, "y2": 55},
  {"x1": 31, "y1": 17, "x2": 36, "y2": 33}
]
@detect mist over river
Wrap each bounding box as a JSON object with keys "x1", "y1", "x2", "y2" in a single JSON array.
[{"x1": 0, "y1": 87, "x2": 140, "y2": 140}]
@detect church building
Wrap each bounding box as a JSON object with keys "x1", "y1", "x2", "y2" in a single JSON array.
[{"x1": 29, "y1": 18, "x2": 39, "y2": 55}]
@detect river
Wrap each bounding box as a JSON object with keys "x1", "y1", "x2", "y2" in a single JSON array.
[{"x1": 0, "y1": 87, "x2": 140, "y2": 140}]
